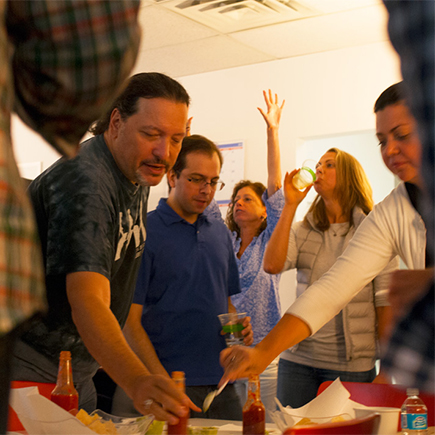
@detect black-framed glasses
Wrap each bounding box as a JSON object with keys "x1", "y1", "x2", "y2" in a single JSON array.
[{"x1": 186, "y1": 176, "x2": 225, "y2": 191}]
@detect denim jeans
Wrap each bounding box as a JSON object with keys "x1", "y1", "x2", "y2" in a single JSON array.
[{"x1": 277, "y1": 358, "x2": 376, "y2": 408}]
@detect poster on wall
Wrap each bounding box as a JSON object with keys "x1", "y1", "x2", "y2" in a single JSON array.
[{"x1": 215, "y1": 141, "x2": 244, "y2": 218}]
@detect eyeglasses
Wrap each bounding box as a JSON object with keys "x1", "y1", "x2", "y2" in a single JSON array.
[{"x1": 186, "y1": 176, "x2": 225, "y2": 191}]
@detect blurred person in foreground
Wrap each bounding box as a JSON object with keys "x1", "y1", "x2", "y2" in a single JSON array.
[
  {"x1": 220, "y1": 82, "x2": 434, "y2": 393},
  {"x1": 380, "y1": 0, "x2": 434, "y2": 391},
  {"x1": 12, "y1": 72, "x2": 200, "y2": 421},
  {"x1": 0, "y1": 0, "x2": 140, "y2": 432},
  {"x1": 263, "y1": 148, "x2": 397, "y2": 408}
]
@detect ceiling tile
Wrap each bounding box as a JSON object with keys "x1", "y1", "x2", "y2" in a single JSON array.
[
  {"x1": 138, "y1": 4, "x2": 219, "y2": 50},
  {"x1": 133, "y1": 35, "x2": 274, "y2": 77},
  {"x1": 134, "y1": 0, "x2": 389, "y2": 78},
  {"x1": 229, "y1": 4, "x2": 389, "y2": 58},
  {"x1": 297, "y1": 0, "x2": 380, "y2": 14}
]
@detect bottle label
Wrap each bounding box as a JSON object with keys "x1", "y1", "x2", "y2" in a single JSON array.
[{"x1": 402, "y1": 413, "x2": 428, "y2": 430}]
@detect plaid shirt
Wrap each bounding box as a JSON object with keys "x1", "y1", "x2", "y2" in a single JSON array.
[
  {"x1": 382, "y1": 0, "x2": 434, "y2": 392},
  {"x1": 0, "y1": 0, "x2": 140, "y2": 335}
]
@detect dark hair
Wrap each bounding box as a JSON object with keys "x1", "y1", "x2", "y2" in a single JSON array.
[
  {"x1": 226, "y1": 180, "x2": 267, "y2": 237},
  {"x1": 374, "y1": 82, "x2": 407, "y2": 113},
  {"x1": 172, "y1": 134, "x2": 223, "y2": 175},
  {"x1": 90, "y1": 72, "x2": 190, "y2": 135}
]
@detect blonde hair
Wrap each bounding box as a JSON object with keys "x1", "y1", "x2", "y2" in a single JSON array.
[{"x1": 304, "y1": 148, "x2": 374, "y2": 231}]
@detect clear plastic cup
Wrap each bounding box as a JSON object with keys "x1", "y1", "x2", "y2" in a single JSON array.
[
  {"x1": 218, "y1": 312, "x2": 246, "y2": 347},
  {"x1": 292, "y1": 159, "x2": 316, "y2": 190}
]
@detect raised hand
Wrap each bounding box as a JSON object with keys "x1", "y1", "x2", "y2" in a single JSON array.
[
  {"x1": 258, "y1": 89, "x2": 285, "y2": 130},
  {"x1": 283, "y1": 170, "x2": 313, "y2": 206}
]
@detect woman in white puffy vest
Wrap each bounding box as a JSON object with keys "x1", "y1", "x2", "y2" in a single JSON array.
[{"x1": 262, "y1": 148, "x2": 398, "y2": 408}]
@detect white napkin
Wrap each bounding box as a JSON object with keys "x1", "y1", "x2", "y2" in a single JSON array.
[
  {"x1": 9, "y1": 387, "x2": 94, "y2": 435},
  {"x1": 269, "y1": 378, "x2": 360, "y2": 431}
]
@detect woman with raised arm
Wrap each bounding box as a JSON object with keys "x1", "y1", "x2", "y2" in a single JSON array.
[
  {"x1": 208, "y1": 90, "x2": 285, "y2": 420},
  {"x1": 263, "y1": 148, "x2": 397, "y2": 408}
]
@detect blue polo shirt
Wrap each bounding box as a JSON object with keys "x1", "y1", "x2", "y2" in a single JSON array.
[{"x1": 133, "y1": 198, "x2": 241, "y2": 386}]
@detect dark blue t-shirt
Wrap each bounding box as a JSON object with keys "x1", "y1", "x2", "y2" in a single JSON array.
[
  {"x1": 23, "y1": 135, "x2": 149, "y2": 366},
  {"x1": 133, "y1": 198, "x2": 240, "y2": 386}
]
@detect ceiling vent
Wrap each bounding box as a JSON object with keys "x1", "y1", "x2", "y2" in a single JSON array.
[{"x1": 153, "y1": 0, "x2": 319, "y2": 32}]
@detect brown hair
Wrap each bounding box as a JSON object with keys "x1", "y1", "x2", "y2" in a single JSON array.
[
  {"x1": 304, "y1": 148, "x2": 374, "y2": 231},
  {"x1": 226, "y1": 180, "x2": 267, "y2": 238}
]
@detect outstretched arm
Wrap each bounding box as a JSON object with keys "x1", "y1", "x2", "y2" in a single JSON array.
[
  {"x1": 67, "y1": 272, "x2": 196, "y2": 422},
  {"x1": 219, "y1": 313, "x2": 311, "y2": 384},
  {"x1": 263, "y1": 170, "x2": 312, "y2": 274},
  {"x1": 258, "y1": 90, "x2": 284, "y2": 196}
]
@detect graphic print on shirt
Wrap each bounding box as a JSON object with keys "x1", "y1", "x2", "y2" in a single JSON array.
[{"x1": 115, "y1": 200, "x2": 146, "y2": 261}]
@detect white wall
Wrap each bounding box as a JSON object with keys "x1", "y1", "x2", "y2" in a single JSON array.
[
  {"x1": 176, "y1": 40, "x2": 401, "y2": 312},
  {"x1": 11, "y1": 40, "x2": 402, "y2": 313}
]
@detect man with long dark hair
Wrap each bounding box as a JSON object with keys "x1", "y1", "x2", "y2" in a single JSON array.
[{"x1": 13, "y1": 73, "x2": 197, "y2": 421}]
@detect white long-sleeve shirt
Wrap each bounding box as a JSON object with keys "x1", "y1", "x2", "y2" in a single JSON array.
[{"x1": 287, "y1": 182, "x2": 426, "y2": 334}]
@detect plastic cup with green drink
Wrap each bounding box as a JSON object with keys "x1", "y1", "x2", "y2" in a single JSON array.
[{"x1": 218, "y1": 312, "x2": 246, "y2": 347}]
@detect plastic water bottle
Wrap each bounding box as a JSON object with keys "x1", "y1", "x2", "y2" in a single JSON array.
[{"x1": 401, "y1": 388, "x2": 428, "y2": 435}]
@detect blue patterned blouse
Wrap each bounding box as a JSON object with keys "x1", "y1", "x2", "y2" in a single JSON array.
[{"x1": 206, "y1": 189, "x2": 284, "y2": 345}]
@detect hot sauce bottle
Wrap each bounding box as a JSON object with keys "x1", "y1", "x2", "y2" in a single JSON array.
[
  {"x1": 50, "y1": 351, "x2": 79, "y2": 414},
  {"x1": 243, "y1": 375, "x2": 265, "y2": 435},
  {"x1": 167, "y1": 371, "x2": 189, "y2": 435}
]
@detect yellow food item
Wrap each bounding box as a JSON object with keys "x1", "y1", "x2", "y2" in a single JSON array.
[
  {"x1": 146, "y1": 420, "x2": 165, "y2": 435},
  {"x1": 76, "y1": 409, "x2": 99, "y2": 426},
  {"x1": 76, "y1": 409, "x2": 118, "y2": 434},
  {"x1": 293, "y1": 415, "x2": 348, "y2": 428},
  {"x1": 294, "y1": 418, "x2": 318, "y2": 426}
]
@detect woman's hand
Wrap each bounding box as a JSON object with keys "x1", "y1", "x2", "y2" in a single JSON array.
[
  {"x1": 219, "y1": 346, "x2": 265, "y2": 386},
  {"x1": 241, "y1": 315, "x2": 254, "y2": 346},
  {"x1": 283, "y1": 170, "x2": 313, "y2": 206},
  {"x1": 258, "y1": 89, "x2": 285, "y2": 130}
]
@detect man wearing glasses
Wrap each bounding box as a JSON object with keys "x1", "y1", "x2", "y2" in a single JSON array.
[{"x1": 113, "y1": 134, "x2": 253, "y2": 419}]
